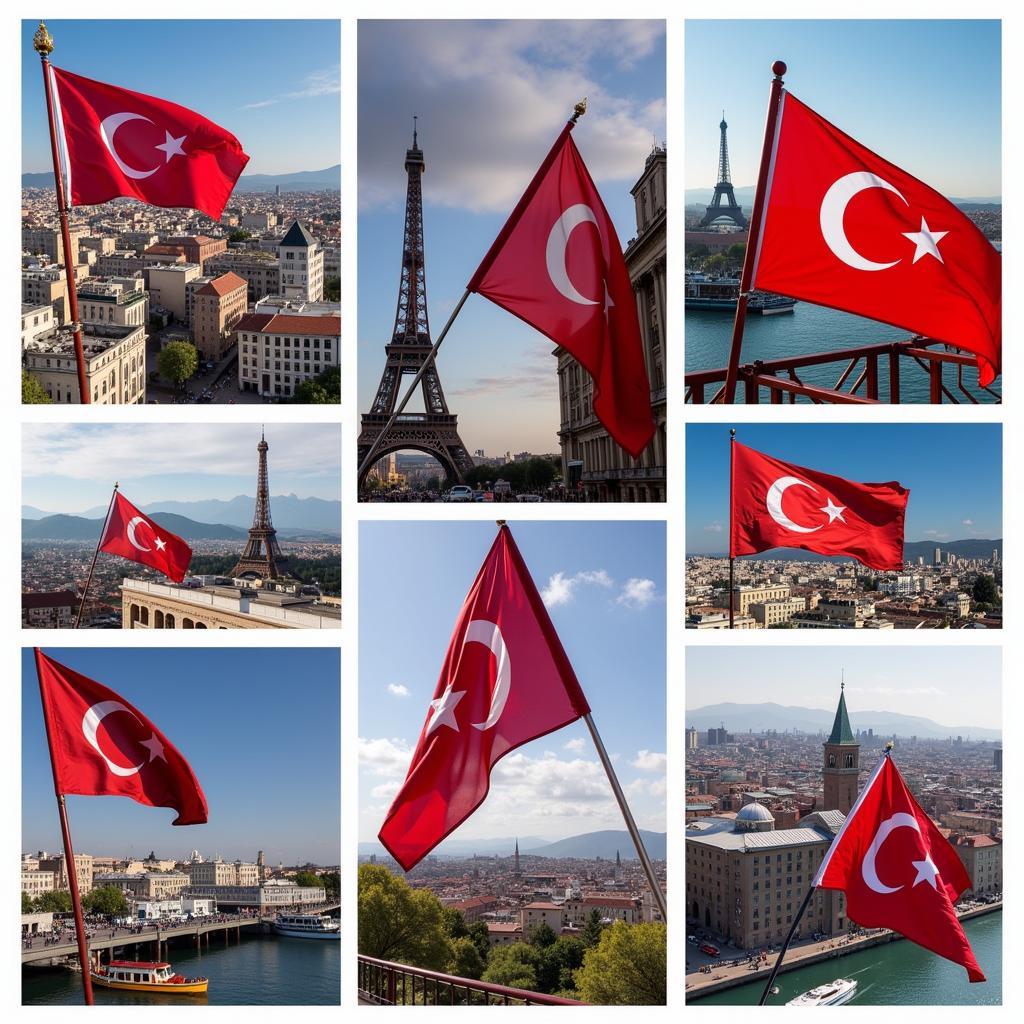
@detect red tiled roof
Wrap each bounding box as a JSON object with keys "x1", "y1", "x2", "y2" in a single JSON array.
[
  {"x1": 144, "y1": 244, "x2": 185, "y2": 255},
  {"x1": 264, "y1": 314, "x2": 341, "y2": 337},
  {"x1": 197, "y1": 272, "x2": 247, "y2": 297},
  {"x1": 233, "y1": 313, "x2": 275, "y2": 333}
]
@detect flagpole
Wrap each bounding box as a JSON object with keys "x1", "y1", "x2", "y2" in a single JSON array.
[
  {"x1": 33, "y1": 23, "x2": 90, "y2": 405},
  {"x1": 721, "y1": 60, "x2": 787, "y2": 405},
  {"x1": 34, "y1": 649, "x2": 95, "y2": 1004},
  {"x1": 729, "y1": 429, "x2": 735, "y2": 628},
  {"x1": 357, "y1": 99, "x2": 589, "y2": 483},
  {"x1": 756, "y1": 883, "x2": 815, "y2": 1005},
  {"x1": 74, "y1": 483, "x2": 117, "y2": 630},
  {"x1": 582, "y1": 712, "x2": 668, "y2": 922}
]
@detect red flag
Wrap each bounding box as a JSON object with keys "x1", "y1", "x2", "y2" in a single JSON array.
[
  {"x1": 752, "y1": 92, "x2": 1000, "y2": 385},
  {"x1": 99, "y1": 491, "x2": 192, "y2": 583},
  {"x1": 468, "y1": 124, "x2": 655, "y2": 458},
  {"x1": 35, "y1": 650, "x2": 208, "y2": 826},
  {"x1": 816, "y1": 754, "x2": 984, "y2": 982},
  {"x1": 51, "y1": 67, "x2": 249, "y2": 220},
  {"x1": 731, "y1": 441, "x2": 908, "y2": 571},
  {"x1": 379, "y1": 526, "x2": 591, "y2": 870}
]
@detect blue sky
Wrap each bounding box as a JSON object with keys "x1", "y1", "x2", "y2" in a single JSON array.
[
  {"x1": 22, "y1": 20, "x2": 340, "y2": 175},
  {"x1": 22, "y1": 648, "x2": 340, "y2": 864},
  {"x1": 359, "y1": 521, "x2": 666, "y2": 844},
  {"x1": 687, "y1": 647, "x2": 1001, "y2": 732},
  {"x1": 22, "y1": 423, "x2": 341, "y2": 512},
  {"x1": 358, "y1": 20, "x2": 666, "y2": 456},
  {"x1": 686, "y1": 423, "x2": 1002, "y2": 553},
  {"x1": 686, "y1": 20, "x2": 1000, "y2": 198}
]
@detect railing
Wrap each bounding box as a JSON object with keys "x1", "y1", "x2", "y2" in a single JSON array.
[
  {"x1": 357, "y1": 955, "x2": 585, "y2": 1006},
  {"x1": 685, "y1": 339, "x2": 1001, "y2": 405}
]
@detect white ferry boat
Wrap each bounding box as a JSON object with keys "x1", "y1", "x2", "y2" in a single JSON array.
[
  {"x1": 273, "y1": 913, "x2": 340, "y2": 940},
  {"x1": 786, "y1": 978, "x2": 857, "y2": 1006}
]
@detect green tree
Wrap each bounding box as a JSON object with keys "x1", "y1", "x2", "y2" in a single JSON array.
[
  {"x1": 157, "y1": 341, "x2": 198, "y2": 388},
  {"x1": 467, "y1": 920, "x2": 491, "y2": 962},
  {"x1": 537, "y1": 937, "x2": 585, "y2": 995},
  {"x1": 22, "y1": 369, "x2": 52, "y2": 404},
  {"x1": 726, "y1": 242, "x2": 747, "y2": 261},
  {"x1": 574, "y1": 921, "x2": 666, "y2": 1006},
  {"x1": 357, "y1": 863, "x2": 452, "y2": 970},
  {"x1": 448, "y1": 935, "x2": 484, "y2": 980},
  {"x1": 228, "y1": 229, "x2": 252, "y2": 243},
  {"x1": 321, "y1": 871, "x2": 340, "y2": 900},
  {"x1": 324, "y1": 276, "x2": 341, "y2": 302},
  {"x1": 22, "y1": 891, "x2": 33, "y2": 914},
  {"x1": 580, "y1": 908, "x2": 606, "y2": 948},
  {"x1": 292, "y1": 365, "x2": 340, "y2": 404},
  {"x1": 441, "y1": 906, "x2": 469, "y2": 939},
  {"x1": 294, "y1": 870, "x2": 326, "y2": 890},
  {"x1": 34, "y1": 890, "x2": 73, "y2": 914},
  {"x1": 972, "y1": 574, "x2": 999, "y2": 606},
  {"x1": 528, "y1": 921, "x2": 558, "y2": 948},
  {"x1": 704, "y1": 252, "x2": 729, "y2": 276},
  {"x1": 481, "y1": 942, "x2": 540, "y2": 991},
  {"x1": 83, "y1": 885, "x2": 129, "y2": 917}
]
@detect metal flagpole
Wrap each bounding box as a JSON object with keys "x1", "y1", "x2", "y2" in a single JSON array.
[
  {"x1": 33, "y1": 23, "x2": 90, "y2": 405},
  {"x1": 583, "y1": 713, "x2": 668, "y2": 922},
  {"x1": 729, "y1": 429, "x2": 736, "y2": 628},
  {"x1": 721, "y1": 60, "x2": 787, "y2": 405},
  {"x1": 756, "y1": 884, "x2": 815, "y2": 1005},
  {"x1": 34, "y1": 649, "x2": 95, "y2": 1004},
  {"x1": 74, "y1": 483, "x2": 118, "y2": 630}
]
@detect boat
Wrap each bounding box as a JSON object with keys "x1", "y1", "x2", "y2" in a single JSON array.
[
  {"x1": 786, "y1": 978, "x2": 858, "y2": 1006},
  {"x1": 90, "y1": 959, "x2": 208, "y2": 995},
  {"x1": 685, "y1": 273, "x2": 796, "y2": 315},
  {"x1": 273, "y1": 913, "x2": 340, "y2": 940}
]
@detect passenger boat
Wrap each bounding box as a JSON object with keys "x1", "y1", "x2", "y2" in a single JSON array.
[
  {"x1": 786, "y1": 978, "x2": 858, "y2": 1006},
  {"x1": 90, "y1": 959, "x2": 208, "y2": 995},
  {"x1": 685, "y1": 273, "x2": 796, "y2": 314},
  {"x1": 273, "y1": 913, "x2": 340, "y2": 940}
]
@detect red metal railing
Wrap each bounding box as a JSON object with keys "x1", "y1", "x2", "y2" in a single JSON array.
[
  {"x1": 357, "y1": 955, "x2": 585, "y2": 1006},
  {"x1": 685, "y1": 339, "x2": 1001, "y2": 405}
]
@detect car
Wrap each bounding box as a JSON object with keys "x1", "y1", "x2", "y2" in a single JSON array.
[
  {"x1": 699, "y1": 944, "x2": 720, "y2": 957},
  {"x1": 687, "y1": 935, "x2": 698, "y2": 944},
  {"x1": 446, "y1": 485, "x2": 474, "y2": 502}
]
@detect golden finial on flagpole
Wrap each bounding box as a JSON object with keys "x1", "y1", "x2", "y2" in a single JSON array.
[
  {"x1": 33, "y1": 22, "x2": 54, "y2": 57},
  {"x1": 496, "y1": 520, "x2": 507, "y2": 528},
  {"x1": 571, "y1": 97, "x2": 587, "y2": 123}
]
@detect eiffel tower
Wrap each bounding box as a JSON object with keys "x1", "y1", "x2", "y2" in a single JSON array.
[
  {"x1": 231, "y1": 429, "x2": 290, "y2": 580},
  {"x1": 358, "y1": 120, "x2": 474, "y2": 484},
  {"x1": 699, "y1": 112, "x2": 748, "y2": 229}
]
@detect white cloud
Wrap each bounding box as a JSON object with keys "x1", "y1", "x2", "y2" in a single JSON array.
[
  {"x1": 626, "y1": 776, "x2": 667, "y2": 799},
  {"x1": 703, "y1": 522, "x2": 723, "y2": 533},
  {"x1": 631, "y1": 750, "x2": 666, "y2": 773},
  {"x1": 541, "y1": 568, "x2": 613, "y2": 607},
  {"x1": 358, "y1": 736, "x2": 412, "y2": 777},
  {"x1": 386, "y1": 684, "x2": 410, "y2": 698},
  {"x1": 244, "y1": 65, "x2": 341, "y2": 110},
  {"x1": 962, "y1": 519, "x2": 974, "y2": 526},
  {"x1": 371, "y1": 781, "x2": 401, "y2": 801},
  {"x1": 563, "y1": 737, "x2": 585, "y2": 752},
  {"x1": 617, "y1": 577, "x2": 657, "y2": 610}
]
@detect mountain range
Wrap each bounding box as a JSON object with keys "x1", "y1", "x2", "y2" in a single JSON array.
[
  {"x1": 692, "y1": 538, "x2": 1001, "y2": 562},
  {"x1": 24, "y1": 495, "x2": 340, "y2": 535},
  {"x1": 686, "y1": 701, "x2": 1000, "y2": 741},
  {"x1": 22, "y1": 165, "x2": 340, "y2": 194}
]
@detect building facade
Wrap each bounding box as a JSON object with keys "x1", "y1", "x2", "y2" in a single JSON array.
[
  {"x1": 192, "y1": 272, "x2": 248, "y2": 361},
  {"x1": 235, "y1": 312, "x2": 340, "y2": 398},
  {"x1": 277, "y1": 221, "x2": 324, "y2": 302}
]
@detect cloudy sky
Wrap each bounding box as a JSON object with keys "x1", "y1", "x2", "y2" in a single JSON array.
[
  {"x1": 358, "y1": 20, "x2": 666, "y2": 456},
  {"x1": 22, "y1": 423, "x2": 341, "y2": 513},
  {"x1": 359, "y1": 521, "x2": 666, "y2": 846},
  {"x1": 687, "y1": 647, "x2": 1001, "y2": 732}
]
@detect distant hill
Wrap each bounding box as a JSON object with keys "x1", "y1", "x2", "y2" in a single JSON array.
[
  {"x1": 692, "y1": 539, "x2": 1001, "y2": 562},
  {"x1": 21, "y1": 505, "x2": 49, "y2": 520},
  {"x1": 22, "y1": 513, "x2": 246, "y2": 542},
  {"x1": 358, "y1": 836, "x2": 547, "y2": 858},
  {"x1": 525, "y1": 830, "x2": 667, "y2": 861},
  {"x1": 22, "y1": 164, "x2": 340, "y2": 194},
  {"x1": 685, "y1": 187, "x2": 1000, "y2": 210},
  {"x1": 687, "y1": 701, "x2": 1001, "y2": 741}
]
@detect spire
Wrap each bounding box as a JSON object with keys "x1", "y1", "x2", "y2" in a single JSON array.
[
  {"x1": 827, "y1": 680, "x2": 856, "y2": 745},
  {"x1": 412, "y1": 114, "x2": 418, "y2": 148}
]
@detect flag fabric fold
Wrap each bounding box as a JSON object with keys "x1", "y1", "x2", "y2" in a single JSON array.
[
  {"x1": 98, "y1": 491, "x2": 192, "y2": 583},
  {"x1": 379, "y1": 526, "x2": 591, "y2": 871},
  {"x1": 815, "y1": 754, "x2": 985, "y2": 982},
  {"x1": 36, "y1": 650, "x2": 208, "y2": 826},
  {"x1": 468, "y1": 124, "x2": 655, "y2": 458}
]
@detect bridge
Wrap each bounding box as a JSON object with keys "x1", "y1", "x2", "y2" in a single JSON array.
[{"x1": 22, "y1": 902, "x2": 340, "y2": 967}]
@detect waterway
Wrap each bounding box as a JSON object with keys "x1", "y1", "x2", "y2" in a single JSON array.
[
  {"x1": 22, "y1": 933, "x2": 340, "y2": 1006},
  {"x1": 685, "y1": 303, "x2": 1001, "y2": 404},
  {"x1": 691, "y1": 911, "x2": 1001, "y2": 1006}
]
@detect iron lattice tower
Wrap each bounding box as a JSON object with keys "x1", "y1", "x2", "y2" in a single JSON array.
[
  {"x1": 358, "y1": 120, "x2": 474, "y2": 484},
  {"x1": 698, "y1": 112, "x2": 748, "y2": 229},
  {"x1": 231, "y1": 429, "x2": 289, "y2": 580}
]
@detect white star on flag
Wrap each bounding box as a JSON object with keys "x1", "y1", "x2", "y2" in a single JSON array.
[
  {"x1": 426, "y1": 682, "x2": 465, "y2": 735},
  {"x1": 902, "y1": 217, "x2": 949, "y2": 264},
  {"x1": 155, "y1": 131, "x2": 187, "y2": 162},
  {"x1": 819, "y1": 498, "x2": 848, "y2": 524}
]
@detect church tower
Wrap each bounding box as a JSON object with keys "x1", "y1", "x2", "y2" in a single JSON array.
[
  {"x1": 822, "y1": 679, "x2": 860, "y2": 813},
  {"x1": 514, "y1": 838, "x2": 521, "y2": 876}
]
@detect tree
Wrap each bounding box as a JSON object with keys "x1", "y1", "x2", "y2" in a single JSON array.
[
  {"x1": 705, "y1": 252, "x2": 729, "y2": 276},
  {"x1": 324, "y1": 276, "x2": 341, "y2": 302},
  {"x1": 321, "y1": 870, "x2": 340, "y2": 900},
  {"x1": 441, "y1": 906, "x2": 469, "y2": 939},
  {"x1": 83, "y1": 886, "x2": 128, "y2": 917},
  {"x1": 34, "y1": 890, "x2": 73, "y2": 914},
  {"x1": 467, "y1": 920, "x2": 491, "y2": 962},
  {"x1": 972, "y1": 574, "x2": 999, "y2": 606},
  {"x1": 292, "y1": 365, "x2": 340, "y2": 404},
  {"x1": 726, "y1": 242, "x2": 747, "y2": 261},
  {"x1": 537, "y1": 937, "x2": 585, "y2": 994},
  {"x1": 295, "y1": 870, "x2": 326, "y2": 889},
  {"x1": 228, "y1": 229, "x2": 252, "y2": 243},
  {"x1": 481, "y1": 943, "x2": 540, "y2": 991},
  {"x1": 448, "y1": 935, "x2": 484, "y2": 980},
  {"x1": 574, "y1": 921, "x2": 666, "y2": 1006},
  {"x1": 22, "y1": 369, "x2": 52, "y2": 404},
  {"x1": 357, "y1": 863, "x2": 452, "y2": 970},
  {"x1": 580, "y1": 908, "x2": 606, "y2": 948},
  {"x1": 157, "y1": 341, "x2": 198, "y2": 388},
  {"x1": 528, "y1": 921, "x2": 557, "y2": 948},
  {"x1": 22, "y1": 891, "x2": 33, "y2": 914}
]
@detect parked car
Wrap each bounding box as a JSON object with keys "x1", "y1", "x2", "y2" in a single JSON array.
[
  {"x1": 446, "y1": 485, "x2": 475, "y2": 502},
  {"x1": 699, "y1": 944, "x2": 720, "y2": 957}
]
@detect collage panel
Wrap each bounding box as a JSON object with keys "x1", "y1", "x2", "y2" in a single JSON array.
[
  {"x1": 21, "y1": 423, "x2": 342, "y2": 630},
  {"x1": 357, "y1": 520, "x2": 666, "y2": 1005},
  {"x1": 685, "y1": 646, "x2": 1001, "y2": 1006},
  {"x1": 21, "y1": 647, "x2": 341, "y2": 1005},
  {"x1": 356, "y1": 19, "x2": 667, "y2": 503}
]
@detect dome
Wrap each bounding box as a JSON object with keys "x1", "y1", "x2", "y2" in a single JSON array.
[{"x1": 735, "y1": 803, "x2": 775, "y2": 832}]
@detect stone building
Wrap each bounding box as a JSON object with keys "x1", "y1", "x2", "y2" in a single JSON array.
[
  {"x1": 205, "y1": 251, "x2": 281, "y2": 303},
  {"x1": 235, "y1": 312, "x2": 340, "y2": 398},
  {"x1": 37, "y1": 853, "x2": 94, "y2": 894},
  {"x1": 277, "y1": 221, "x2": 324, "y2": 302},
  {"x1": 21, "y1": 591, "x2": 78, "y2": 628},
  {"x1": 950, "y1": 834, "x2": 1002, "y2": 895},
  {"x1": 22, "y1": 268, "x2": 69, "y2": 325},
  {"x1": 192, "y1": 272, "x2": 248, "y2": 361},
  {"x1": 77, "y1": 278, "x2": 148, "y2": 328}
]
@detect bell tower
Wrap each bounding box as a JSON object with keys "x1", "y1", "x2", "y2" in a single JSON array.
[{"x1": 822, "y1": 677, "x2": 860, "y2": 814}]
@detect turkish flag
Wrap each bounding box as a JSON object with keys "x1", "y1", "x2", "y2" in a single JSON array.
[
  {"x1": 468, "y1": 124, "x2": 655, "y2": 458},
  {"x1": 379, "y1": 526, "x2": 591, "y2": 870},
  {"x1": 816, "y1": 754, "x2": 984, "y2": 982},
  {"x1": 752, "y1": 93, "x2": 1001, "y2": 386},
  {"x1": 99, "y1": 491, "x2": 192, "y2": 583},
  {"x1": 35, "y1": 650, "x2": 208, "y2": 825},
  {"x1": 51, "y1": 67, "x2": 249, "y2": 220},
  {"x1": 731, "y1": 441, "x2": 908, "y2": 571}
]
